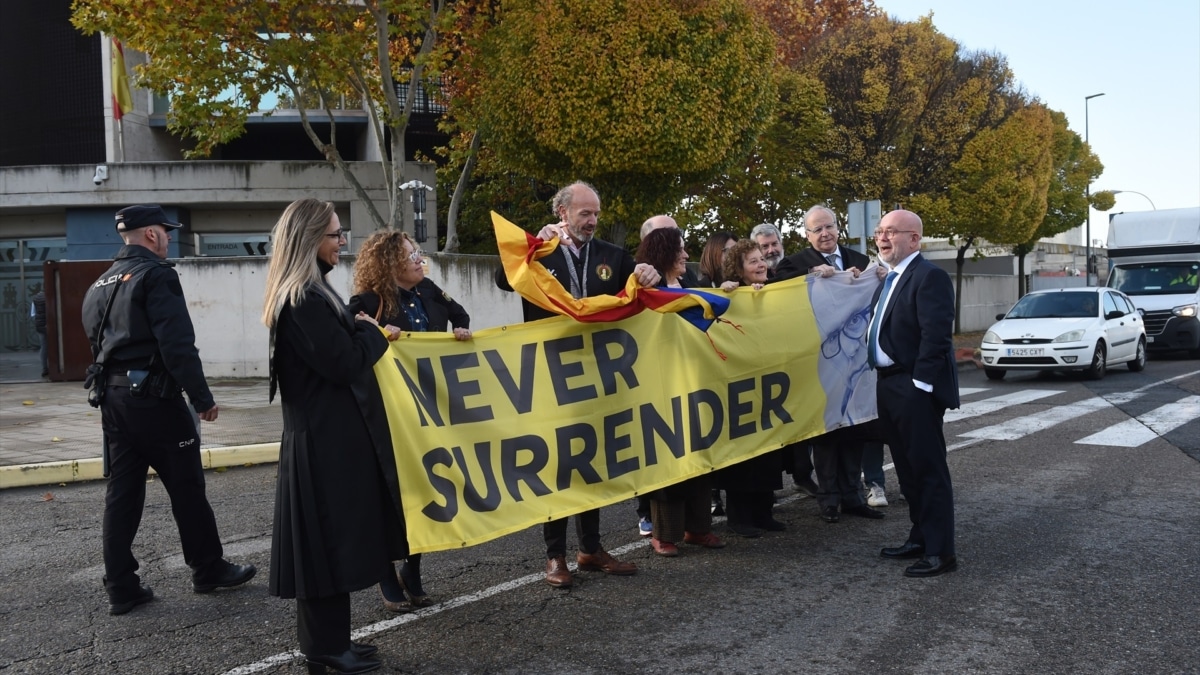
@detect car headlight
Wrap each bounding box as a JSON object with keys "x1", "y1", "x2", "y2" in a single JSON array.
[
  {"x1": 1053, "y1": 329, "x2": 1086, "y2": 343},
  {"x1": 1173, "y1": 304, "x2": 1198, "y2": 318},
  {"x1": 983, "y1": 330, "x2": 1001, "y2": 344}
]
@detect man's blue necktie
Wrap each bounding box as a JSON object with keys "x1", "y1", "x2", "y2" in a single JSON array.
[{"x1": 868, "y1": 271, "x2": 898, "y2": 369}]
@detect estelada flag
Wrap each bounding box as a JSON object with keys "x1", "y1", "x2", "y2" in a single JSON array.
[
  {"x1": 111, "y1": 38, "x2": 133, "y2": 120},
  {"x1": 491, "y1": 211, "x2": 729, "y2": 332}
]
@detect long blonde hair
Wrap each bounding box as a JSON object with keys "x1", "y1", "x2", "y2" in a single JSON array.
[{"x1": 261, "y1": 199, "x2": 343, "y2": 327}]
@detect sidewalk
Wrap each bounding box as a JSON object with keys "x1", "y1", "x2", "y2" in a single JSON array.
[{"x1": 0, "y1": 351, "x2": 281, "y2": 489}]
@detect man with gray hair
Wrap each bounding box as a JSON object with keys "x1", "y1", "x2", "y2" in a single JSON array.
[
  {"x1": 750, "y1": 223, "x2": 784, "y2": 276},
  {"x1": 496, "y1": 181, "x2": 659, "y2": 587}
]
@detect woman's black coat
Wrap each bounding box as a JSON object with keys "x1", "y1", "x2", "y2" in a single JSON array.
[{"x1": 268, "y1": 282, "x2": 407, "y2": 600}]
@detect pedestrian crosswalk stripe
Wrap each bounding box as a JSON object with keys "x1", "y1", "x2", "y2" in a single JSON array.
[
  {"x1": 958, "y1": 387, "x2": 988, "y2": 397},
  {"x1": 958, "y1": 394, "x2": 1135, "y2": 441},
  {"x1": 944, "y1": 389, "x2": 1063, "y2": 424},
  {"x1": 1075, "y1": 395, "x2": 1200, "y2": 447}
]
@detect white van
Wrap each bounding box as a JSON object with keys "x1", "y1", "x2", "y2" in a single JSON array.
[{"x1": 1106, "y1": 207, "x2": 1200, "y2": 357}]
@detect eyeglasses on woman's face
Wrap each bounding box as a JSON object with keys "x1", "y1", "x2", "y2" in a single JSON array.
[
  {"x1": 325, "y1": 229, "x2": 347, "y2": 241},
  {"x1": 408, "y1": 248, "x2": 425, "y2": 263}
]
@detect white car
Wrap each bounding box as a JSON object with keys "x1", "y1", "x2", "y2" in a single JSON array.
[{"x1": 980, "y1": 287, "x2": 1147, "y2": 380}]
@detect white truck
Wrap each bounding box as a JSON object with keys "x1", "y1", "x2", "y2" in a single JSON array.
[{"x1": 1106, "y1": 206, "x2": 1200, "y2": 356}]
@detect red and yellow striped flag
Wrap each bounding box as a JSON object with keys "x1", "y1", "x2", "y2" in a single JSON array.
[{"x1": 111, "y1": 38, "x2": 133, "y2": 120}]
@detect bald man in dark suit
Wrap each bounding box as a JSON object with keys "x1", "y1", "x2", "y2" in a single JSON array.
[{"x1": 867, "y1": 209, "x2": 960, "y2": 577}]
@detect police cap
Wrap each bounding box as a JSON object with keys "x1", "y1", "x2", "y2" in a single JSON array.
[{"x1": 115, "y1": 205, "x2": 182, "y2": 232}]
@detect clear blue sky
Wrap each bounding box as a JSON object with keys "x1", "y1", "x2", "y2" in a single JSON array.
[{"x1": 879, "y1": 0, "x2": 1200, "y2": 241}]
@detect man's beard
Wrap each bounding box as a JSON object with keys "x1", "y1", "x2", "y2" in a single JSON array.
[{"x1": 764, "y1": 252, "x2": 781, "y2": 269}]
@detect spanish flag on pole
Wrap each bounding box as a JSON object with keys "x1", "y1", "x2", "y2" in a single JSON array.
[{"x1": 111, "y1": 38, "x2": 133, "y2": 120}]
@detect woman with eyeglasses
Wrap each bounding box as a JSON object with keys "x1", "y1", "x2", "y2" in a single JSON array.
[
  {"x1": 263, "y1": 199, "x2": 403, "y2": 674},
  {"x1": 347, "y1": 229, "x2": 471, "y2": 613},
  {"x1": 715, "y1": 239, "x2": 786, "y2": 537}
]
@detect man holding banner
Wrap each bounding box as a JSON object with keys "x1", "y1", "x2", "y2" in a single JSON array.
[{"x1": 494, "y1": 181, "x2": 661, "y2": 587}]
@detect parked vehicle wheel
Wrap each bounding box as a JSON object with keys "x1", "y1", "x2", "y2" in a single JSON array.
[
  {"x1": 1128, "y1": 338, "x2": 1147, "y2": 372},
  {"x1": 1086, "y1": 341, "x2": 1107, "y2": 380},
  {"x1": 984, "y1": 368, "x2": 1006, "y2": 381}
]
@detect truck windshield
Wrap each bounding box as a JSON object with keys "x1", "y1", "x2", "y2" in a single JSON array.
[{"x1": 1109, "y1": 262, "x2": 1199, "y2": 295}]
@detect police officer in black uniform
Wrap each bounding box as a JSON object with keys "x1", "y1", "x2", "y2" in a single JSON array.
[{"x1": 82, "y1": 205, "x2": 255, "y2": 615}]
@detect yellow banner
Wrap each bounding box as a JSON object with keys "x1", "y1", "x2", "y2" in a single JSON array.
[{"x1": 376, "y1": 273, "x2": 881, "y2": 553}]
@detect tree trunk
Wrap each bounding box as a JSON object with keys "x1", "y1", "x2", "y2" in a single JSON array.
[
  {"x1": 443, "y1": 131, "x2": 481, "y2": 253},
  {"x1": 954, "y1": 236, "x2": 975, "y2": 335}
]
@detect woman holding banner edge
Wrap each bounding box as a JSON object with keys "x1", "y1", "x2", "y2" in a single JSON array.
[
  {"x1": 348, "y1": 229, "x2": 472, "y2": 611},
  {"x1": 263, "y1": 199, "x2": 405, "y2": 674},
  {"x1": 716, "y1": 239, "x2": 787, "y2": 537},
  {"x1": 634, "y1": 227, "x2": 726, "y2": 556}
]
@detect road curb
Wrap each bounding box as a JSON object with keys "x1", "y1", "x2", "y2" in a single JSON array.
[{"x1": 0, "y1": 442, "x2": 281, "y2": 490}]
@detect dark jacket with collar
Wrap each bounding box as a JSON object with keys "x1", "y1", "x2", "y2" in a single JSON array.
[
  {"x1": 871, "y1": 252, "x2": 960, "y2": 410},
  {"x1": 81, "y1": 244, "x2": 214, "y2": 413},
  {"x1": 348, "y1": 277, "x2": 470, "y2": 333},
  {"x1": 773, "y1": 245, "x2": 870, "y2": 282},
  {"x1": 495, "y1": 237, "x2": 637, "y2": 322}
]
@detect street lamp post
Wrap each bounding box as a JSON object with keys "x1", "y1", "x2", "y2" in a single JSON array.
[
  {"x1": 1109, "y1": 190, "x2": 1157, "y2": 210},
  {"x1": 1084, "y1": 92, "x2": 1105, "y2": 284}
]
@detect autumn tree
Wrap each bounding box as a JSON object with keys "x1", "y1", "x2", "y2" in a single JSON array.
[
  {"x1": 798, "y1": 15, "x2": 1022, "y2": 208},
  {"x1": 1011, "y1": 110, "x2": 1104, "y2": 295},
  {"x1": 679, "y1": 0, "x2": 877, "y2": 246},
  {"x1": 912, "y1": 103, "x2": 1056, "y2": 331},
  {"x1": 71, "y1": 0, "x2": 454, "y2": 232},
  {"x1": 746, "y1": 0, "x2": 879, "y2": 67},
  {"x1": 457, "y1": 0, "x2": 777, "y2": 246},
  {"x1": 679, "y1": 69, "x2": 831, "y2": 247}
]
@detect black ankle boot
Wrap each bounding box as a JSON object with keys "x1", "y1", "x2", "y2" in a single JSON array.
[
  {"x1": 399, "y1": 555, "x2": 433, "y2": 607},
  {"x1": 305, "y1": 649, "x2": 381, "y2": 674}
]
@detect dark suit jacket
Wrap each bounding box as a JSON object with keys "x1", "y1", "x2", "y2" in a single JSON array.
[
  {"x1": 495, "y1": 238, "x2": 637, "y2": 322},
  {"x1": 872, "y1": 253, "x2": 960, "y2": 410},
  {"x1": 348, "y1": 278, "x2": 470, "y2": 333},
  {"x1": 773, "y1": 245, "x2": 870, "y2": 282}
]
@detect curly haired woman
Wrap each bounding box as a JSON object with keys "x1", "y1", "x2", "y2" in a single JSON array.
[{"x1": 348, "y1": 229, "x2": 472, "y2": 613}]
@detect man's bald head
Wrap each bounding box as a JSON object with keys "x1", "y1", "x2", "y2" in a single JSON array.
[{"x1": 640, "y1": 215, "x2": 678, "y2": 240}]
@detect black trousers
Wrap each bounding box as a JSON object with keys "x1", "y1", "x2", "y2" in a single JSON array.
[
  {"x1": 297, "y1": 593, "x2": 351, "y2": 657},
  {"x1": 101, "y1": 386, "x2": 223, "y2": 594},
  {"x1": 813, "y1": 440, "x2": 866, "y2": 510},
  {"x1": 544, "y1": 508, "x2": 601, "y2": 558},
  {"x1": 876, "y1": 372, "x2": 955, "y2": 556}
]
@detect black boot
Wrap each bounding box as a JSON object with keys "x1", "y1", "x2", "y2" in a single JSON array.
[
  {"x1": 305, "y1": 649, "x2": 381, "y2": 674},
  {"x1": 752, "y1": 491, "x2": 786, "y2": 531},
  {"x1": 724, "y1": 492, "x2": 763, "y2": 538},
  {"x1": 399, "y1": 554, "x2": 433, "y2": 608}
]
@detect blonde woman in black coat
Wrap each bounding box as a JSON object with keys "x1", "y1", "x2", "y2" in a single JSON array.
[{"x1": 263, "y1": 199, "x2": 405, "y2": 675}]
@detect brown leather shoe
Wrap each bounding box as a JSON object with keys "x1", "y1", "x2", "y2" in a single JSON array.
[
  {"x1": 544, "y1": 556, "x2": 573, "y2": 587},
  {"x1": 683, "y1": 531, "x2": 726, "y2": 549},
  {"x1": 576, "y1": 548, "x2": 637, "y2": 575}
]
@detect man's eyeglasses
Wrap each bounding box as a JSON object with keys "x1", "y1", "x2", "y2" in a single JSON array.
[
  {"x1": 806, "y1": 224, "x2": 838, "y2": 235},
  {"x1": 325, "y1": 229, "x2": 347, "y2": 241},
  {"x1": 873, "y1": 229, "x2": 917, "y2": 240}
]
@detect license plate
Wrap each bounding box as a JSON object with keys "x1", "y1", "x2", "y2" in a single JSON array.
[{"x1": 1007, "y1": 347, "x2": 1044, "y2": 357}]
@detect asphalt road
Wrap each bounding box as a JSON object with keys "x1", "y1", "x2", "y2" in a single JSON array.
[{"x1": 2, "y1": 358, "x2": 1198, "y2": 675}]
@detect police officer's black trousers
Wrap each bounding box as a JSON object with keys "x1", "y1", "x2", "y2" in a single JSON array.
[{"x1": 101, "y1": 386, "x2": 223, "y2": 593}]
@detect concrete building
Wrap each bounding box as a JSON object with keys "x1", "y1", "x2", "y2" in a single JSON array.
[{"x1": 0, "y1": 0, "x2": 447, "y2": 353}]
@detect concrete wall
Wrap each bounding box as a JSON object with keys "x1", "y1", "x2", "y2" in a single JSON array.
[
  {"x1": 173, "y1": 253, "x2": 523, "y2": 378},
  {"x1": 956, "y1": 274, "x2": 1020, "y2": 330}
]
